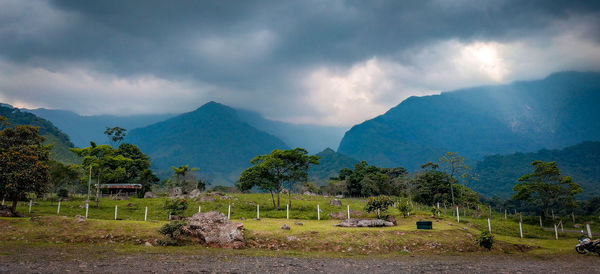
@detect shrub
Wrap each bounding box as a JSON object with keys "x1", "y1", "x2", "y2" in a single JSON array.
[
  {"x1": 431, "y1": 206, "x2": 440, "y2": 217},
  {"x1": 159, "y1": 221, "x2": 186, "y2": 239},
  {"x1": 364, "y1": 195, "x2": 394, "y2": 218},
  {"x1": 398, "y1": 203, "x2": 410, "y2": 218},
  {"x1": 478, "y1": 231, "x2": 494, "y2": 250},
  {"x1": 164, "y1": 198, "x2": 188, "y2": 216}
]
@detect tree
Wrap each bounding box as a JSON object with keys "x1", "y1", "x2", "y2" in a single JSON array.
[
  {"x1": 236, "y1": 148, "x2": 319, "y2": 209},
  {"x1": 0, "y1": 123, "x2": 50, "y2": 213},
  {"x1": 364, "y1": 195, "x2": 394, "y2": 218},
  {"x1": 71, "y1": 142, "x2": 156, "y2": 206},
  {"x1": 104, "y1": 126, "x2": 127, "y2": 147},
  {"x1": 512, "y1": 160, "x2": 582, "y2": 217},
  {"x1": 438, "y1": 152, "x2": 474, "y2": 206},
  {"x1": 48, "y1": 160, "x2": 81, "y2": 197},
  {"x1": 342, "y1": 161, "x2": 407, "y2": 197},
  {"x1": 170, "y1": 165, "x2": 200, "y2": 193}
]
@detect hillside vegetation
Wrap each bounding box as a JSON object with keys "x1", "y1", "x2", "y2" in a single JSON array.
[
  {"x1": 0, "y1": 104, "x2": 79, "y2": 164},
  {"x1": 338, "y1": 72, "x2": 600, "y2": 171},
  {"x1": 126, "y1": 102, "x2": 289, "y2": 184},
  {"x1": 473, "y1": 141, "x2": 600, "y2": 198}
]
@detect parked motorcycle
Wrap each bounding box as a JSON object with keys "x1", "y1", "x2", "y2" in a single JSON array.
[{"x1": 576, "y1": 232, "x2": 600, "y2": 255}]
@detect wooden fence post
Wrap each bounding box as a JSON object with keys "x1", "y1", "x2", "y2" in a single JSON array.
[
  {"x1": 554, "y1": 224, "x2": 558, "y2": 240},
  {"x1": 539, "y1": 216, "x2": 543, "y2": 228},
  {"x1": 488, "y1": 218, "x2": 491, "y2": 233},
  {"x1": 347, "y1": 205, "x2": 350, "y2": 220},
  {"x1": 228, "y1": 204, "x2": 231, "y2": 220},
  {"x1": 57, "y1": 201, "x2": 61, "y2": 215},
  {"x1": 257, "y1": 204, "x2": 260, "y2": 220},
  {"x1": 519, "y1": 221, "x2": 523, "y2": 238},
  {"x1": 456, "y1": 206, "x2": 460, "y2": 223},
  {"x1": 144, "y1": 206, "x2": 148, "y2": 221},
  {"x1": 28, "y1": 200, "x2": 32, "y2": 213},
  {"x1": 114, "y1": 205, "x2": 118, "y2": 220},
  {"x1": 316, "y1": 204, "x2": 320, "y2": 221},
  {"x1": 85, "y1": 203, "x2": 89, "y2": 219},
  {"x1": 586, "y1": 222, "x2": 592, "y2": 238}
]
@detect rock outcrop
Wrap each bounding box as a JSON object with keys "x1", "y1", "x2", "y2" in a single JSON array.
[
  {"x1": 184, "y1": 211, "x2": 244, "y2": 248},
  {"x1": 335, "y1": 218, "x2": 395, "y2": 227}
]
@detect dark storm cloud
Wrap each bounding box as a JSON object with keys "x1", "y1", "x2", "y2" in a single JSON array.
[{"x1": 0, "y1": 0, "x2": 599, "y2": 123}]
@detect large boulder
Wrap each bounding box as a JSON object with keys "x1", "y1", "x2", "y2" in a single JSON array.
[
  {"x1": 184, "y1": 211, "x2": 244, "y2": 248},
  {"x1": 195, "y1": 195, "x2": 216, "y2": 202},
  {"x1": 144, "y1": 192, "x2": 156, "y2": 198},
  {"x1": 329, "y1": 199, "x2": 342, "y2": 206},
  {"x1": 335, "y1": 218, "x2": 395, "y2": 227}
]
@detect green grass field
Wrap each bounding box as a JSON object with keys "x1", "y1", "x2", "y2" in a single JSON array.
[{"x1": 3, "y1": 193, "x2": 597, "y2": 256}]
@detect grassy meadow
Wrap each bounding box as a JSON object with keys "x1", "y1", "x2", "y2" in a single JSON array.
[{"x1": 2, "y1": 193, "x2": 598, "y2": 256}]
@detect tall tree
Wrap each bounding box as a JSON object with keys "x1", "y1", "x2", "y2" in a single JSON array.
[
  {"x1": 438, "y1": 152, "x2": 474, "y2": 206},
  {"x1": 513, "y1": 160, "x2": 582, "y2": 217},
  {"x1": 104, "y1": 126, "x2": 127, "y2": 147},
  {"x1": 0, "y1": 122, "x2": 50, "y2": 213},
  {"x1": 236, "y1": 148, "x2": 319, "y2": 209}
]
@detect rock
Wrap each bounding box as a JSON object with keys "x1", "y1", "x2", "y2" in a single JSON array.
[
  {"x1": 303, "y1": 191, "x2": 315, "y2": 196},
  {"x1": 335, "y1": 218, "x2": 395, "y2": 227},
  {"x1": 329, "y1": 199, "x2": 342, "y2": 206},
  {"x1": 127, "y1": 203, "x2": 135, "y2": 207},
  {"x1": 144, "y1": 241, "x2": 153, "y2": 247},
  {"x1": 286, "y1": 236, "x2": 298, "y2": 241},
  {"x1": 294, "y1": 222, "x2": 303, "y2": 226},
  {"x1": 74, "y1": 215, "x2": 86, "y2": 223},
  {"x1": 239, "y1": 217, "x2": 246, "y2": 220},
  {"x1": 144, "y1": 192, "x2": 156, "y2": 198},
  {"x1": 188, "y1": 189, "x2": 202, "y2": 198},
  {"x1": 335, "y1": 195, "x2": 344, "y2": 199},
  {"x1": 169, "y1": 187, "x2": 183, "y2": 197},
  {"x1": 184, "y1": 211, "x2": 244, "y2": 248},
  {"x1": 281, "y1": 224, "x2": 291, "y2": 230},
  {"x1": 384, "y1": 215, "x2": 397, "y2": 225}
]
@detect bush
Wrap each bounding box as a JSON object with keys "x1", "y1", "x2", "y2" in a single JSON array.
[
  {"x1": 430, "y1": 206, "x2": 440, "y2": 217},
  {"x1": 398, "y1": 203, "x2": 410, "y2": 218},
  {"x1": 478, "y1": 231, "x2": 494, "y2": 250},
  {"x1": 164, "y1": 198, "x2": 188, "y2": 216},
  {"x1": 364, "y1": 195, "x2": 394, "y2": 218},
  {"x1": 159, "y1": 221, "x2": 186, "y2": 239}
]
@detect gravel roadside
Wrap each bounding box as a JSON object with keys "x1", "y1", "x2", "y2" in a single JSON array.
[{"x1": 1, "y1": 247, "x2": 598, "y2": 273}]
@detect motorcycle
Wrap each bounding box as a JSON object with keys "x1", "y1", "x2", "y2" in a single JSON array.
[{"x1": 576, "y1": 233, "x2": 600, "y2": 255}]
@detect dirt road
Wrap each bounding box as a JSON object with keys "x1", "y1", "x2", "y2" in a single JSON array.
[{"x1": 1, "y1": 245, "x2": 598, "y2": 273}]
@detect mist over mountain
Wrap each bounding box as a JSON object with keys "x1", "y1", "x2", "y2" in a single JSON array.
[
  {"x1": 235, "y1": 109, "x2": 347, "y2": 154},
  {"x1": 26, "y1": 108, "x2": 175, "y2": 147},
  {"x1": 338, "y1": 71, "x2": 600, "y2": 171},
  {"x1": 473, "y1": 141, "x2": 600, "y2": 199},
  {"x1": 0, "y1": 104, "x2": 78, "y2": 164},
  {"x1": 126, "y1": 102, "x2": 289, "y2": 184}
]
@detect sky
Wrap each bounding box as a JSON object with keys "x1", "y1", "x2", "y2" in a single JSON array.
[{"x1": 1, "y1": 0, "x2": 599, "y2": 126}]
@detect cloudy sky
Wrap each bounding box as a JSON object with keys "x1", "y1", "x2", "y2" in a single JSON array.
[{"x1": 1, "y1": 0, "x2": 599, "y2": 126}]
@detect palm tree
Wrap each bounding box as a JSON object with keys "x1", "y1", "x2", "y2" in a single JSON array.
[{"x1": 171, "y1": 165, "x2": 200, "y2": 188}]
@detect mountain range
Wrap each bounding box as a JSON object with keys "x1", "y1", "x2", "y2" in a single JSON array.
[
  {"x1": 338, "y1": 71, "x2": 600, "y2": 171},
  {"x1": 4, "y1": 71, "x2": 599, "y2": 192}
]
